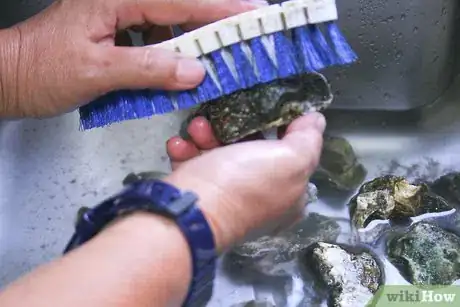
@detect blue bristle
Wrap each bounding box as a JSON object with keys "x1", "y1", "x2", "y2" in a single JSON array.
[
  {"x1": 195, "y1": 65, "x2": 221, "y2": 102},
  {"x1": 111, "y1": 90, "x2": 134, "y2": 121},
  {"x1": 131, "y1": 90, "x2": 154, "y2": 118},
  {"x1": 326, "y1": 21, "x2": 358, "y2": 65},
  {"x1": 230, "y1": 43, "x2": 258, "y2": 88},
  {"x1": 292, "y1": 26, "x2": 324, "y2": 72},
  {"x1": 249, "y1": 37, "x2": 277, "y2": 83},
  {"x1": 149, "y1": 90, "x2": 175, "y2": 114},
  {"x1": 79, "y1": 95, "x2": 108, "y2": 130},
  {"x1": 210, "y1": 50, "x2": 240, "y2": 95},
  {"x1": 273, "y1": 32, "x2": 300, "y2": 78},
  {"x1": 79, "y1": 17, "x2": 358, "y2": 130},
  {"x1": 308, "y1": 25, "x2": 337, "y2": 66},
  {"x1": 176, "y1": 90, "x2": 198, "y2": 110},
  {"x1": 81, "y1": 91, "x2": 128, "y2": 129}
]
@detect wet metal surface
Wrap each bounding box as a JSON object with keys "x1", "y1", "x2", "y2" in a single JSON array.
[
  {"x1": 1, "y1": 77, "x2": 460, "y2": 305},
  {"x1": 327, "y1": 0, "x2": 460, "y2": 110},
  {"x1": 1, "y1": 0, "x2": 460, "y2": 306}
]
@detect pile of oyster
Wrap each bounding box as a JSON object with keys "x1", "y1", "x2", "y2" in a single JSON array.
[
  {"x1": 225, "y1": 172, "x2": 460, "y2": 307},
  {"x1": 116, "y1": 171, "x2": 460, "y2": 307}
]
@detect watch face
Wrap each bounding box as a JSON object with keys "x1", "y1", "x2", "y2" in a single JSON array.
[{"x1": 122, "y1": 171, "x2": 169, "y2": 186}]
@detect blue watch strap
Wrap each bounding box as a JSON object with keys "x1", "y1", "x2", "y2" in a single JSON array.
[
  {"x1": 171, "y1": 190, "x2": 217, "y2": 306},
  {"x1": 63, "y1": 180, "x2": 217, "y2": 307}
]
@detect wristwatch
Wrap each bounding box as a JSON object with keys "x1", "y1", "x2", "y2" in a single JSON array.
[{"x1": 63, "y1": 179, "x2": 217, "y2": 307}]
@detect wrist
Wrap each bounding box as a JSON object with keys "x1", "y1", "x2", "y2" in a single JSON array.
[
  {"x1": 0, "y1": 27, "x2": 21, "y2": 117},
  {"x1": 163, "y1": 173, "x2": 237, "y2": 253}
]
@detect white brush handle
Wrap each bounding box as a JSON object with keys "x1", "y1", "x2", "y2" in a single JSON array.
[{"x1": 154, "y1": 0, "x2": 338, "y2": 57}]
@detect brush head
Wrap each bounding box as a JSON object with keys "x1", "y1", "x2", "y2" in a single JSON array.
[
  {"x1": 180, "y1": 71, "x2": 332, "y2": 144},
  {"x1": 79, "y1": 0, "x2": 356, "y2": 130}
]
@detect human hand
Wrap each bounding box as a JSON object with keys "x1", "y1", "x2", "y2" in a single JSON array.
[
  {"x1": 164, "y1": 112, "x2": 326, "y2": 251},
  {"x1": 0, "y1": 0, "x2": 266, "y2": 118}
]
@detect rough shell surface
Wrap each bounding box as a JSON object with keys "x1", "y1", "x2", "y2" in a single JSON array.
[
  {"x1": 302, "y1": 242, "x2": 382, "y2": 307},
  {"x1": 311, "y1": 135, "x2": 367, "y2": 191},
  {"x1": 180, "y1": 72, "x2": 333, "y2": 144},
  {"x1": 227, "y1": 213, "x2": 340, "y2": 277},
  {"x1": 430, "y1": 172, "x2": 460, "y2": 206},
  {"x1": 387, "y1": 222, "x2": 460, "y2": 285},
  {"x1": 349, "y1": 175, "x2": 452, "y2": 228},
  {"x1": 122, "y1": 171, "x2": 169, "y2": 185}
]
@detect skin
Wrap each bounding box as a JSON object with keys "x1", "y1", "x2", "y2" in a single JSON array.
[
  {"x1": 0, "y1": 0, "x2": 268, "y2": 117},
  {"x1": 0, "y1": 0, "x2": 326, "y2": 306}
]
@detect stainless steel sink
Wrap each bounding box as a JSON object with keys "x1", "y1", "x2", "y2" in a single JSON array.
[
  {"x1": 1, "y1": 0, "x2": 460, "y2": 306},
  {"x1": 326, "y1": 0, "x2": 460, "y2": 110}
]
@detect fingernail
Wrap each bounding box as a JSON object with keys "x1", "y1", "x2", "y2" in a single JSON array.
[
  {"x1": 243, "y1": 0, "x2": 269, "y2": 7},
  {"x1": 313, "y1": 112, "x2": 326, "y2": 133},
  {"x1": 176, "y1": 58, "x2": 205, "y2": 85}
]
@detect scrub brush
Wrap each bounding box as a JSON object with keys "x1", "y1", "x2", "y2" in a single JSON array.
[{"x1": 79, "y1": 0, "x2": 357, "y2": 130}]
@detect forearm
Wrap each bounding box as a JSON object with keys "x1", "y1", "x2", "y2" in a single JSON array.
[
  {"x1": 0, "y1": 171, "x2": 233, "y2": 307},
  {"x1": 0, "y1": 27, "x2": 20, "y2": 117},
  {"x1": 0, "y1": 212, "x2": 192, "y2": 307}
]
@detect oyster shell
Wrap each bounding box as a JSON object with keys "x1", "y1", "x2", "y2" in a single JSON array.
[
  {"x1": 311, "y1": 135, "x2": 367, "y2": 191},
  {"x1": 180, "y1": 72, "x2": 333, "y2": 144},
  {"x1": 306, "y1": 182, "x2": 319, "y2": 203},
  {"x1": 430, "y1": 172, "x2": 460, "y2": 206},
  {"x1": 226, "y1": 213, "x2": 340, "y2": 277},
  {"x1": 301, "y1": 242, "x2": 382, "y2": 307},
  {"x1": 349, "y1": 175, "x2": 452, "y2": 228},
  {"x1": 122, "y1": 171, "x2": 169, "y2": 185},
  {"x1": 387, "y1": 222, "x2": 460, "y2": 285}
]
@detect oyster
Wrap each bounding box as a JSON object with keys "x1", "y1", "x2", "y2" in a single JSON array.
[
  {"x1": 311, "y1": 135, "x2": 367, "y2": 191},
  {"x1": 387, "y1": 222, "x2": 460, "y2": 285},
  {"x1": 349, "y1": 175, "x2": 452, "y2": 228},
  {"x1": 301, "y1": 242, "x2": 382, "y2": 307},
  {"x1": 122, "y1": 171, "x2": 169, "y2": 185},
  {"x1": 430, "y1": 172, "x2": 460, "y2": 206},
  {"x1": 180, "y1": 72, "x2": 333, "y2": 144},
  {"x1": 306, "y1": 182, "x2": 319, "y2": 204},
  {"x1": 226, "y1": 213, "x2": 340, "y2": 276}
]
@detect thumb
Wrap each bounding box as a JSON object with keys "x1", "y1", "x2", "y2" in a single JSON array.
[
  {"x1": 282, "y1": 112, "x2": 326, "y2": 173},
  {"x1": 100, "y1": 45, "x2": 206, "y2": 91}
]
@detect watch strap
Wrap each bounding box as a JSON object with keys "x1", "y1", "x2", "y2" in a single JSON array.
[{"x1": 63, "y1": 180, "x2": 217, "y2": 307}]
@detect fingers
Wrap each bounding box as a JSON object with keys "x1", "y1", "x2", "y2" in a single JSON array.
[
  {"x1": 101, "y1": 46, "x2": 205, "y2": 91},
  {"x1": 167, "y1": 117, "x2": 220, "y2": 169},
  {"x1": 115, "y1": 0, "x2": 268, "y2": 30},
  {"x1": 286, "y1": 112, "x2": 326, "y2": 135},
  {"x1": 166, "y1": 136, "x2": 200, "y2": 170},
  {"x1": 186, "y1": 117, "x2": 220, "y2": 149},
  {"x1": 282, "y1": 112, "x2": 326, "y2": 173},
  {"x1": 102, "y1": 0, "x2": 269, "y2": 91}
]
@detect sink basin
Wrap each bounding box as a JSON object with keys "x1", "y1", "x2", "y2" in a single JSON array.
[
  {"x1": 325, "y1": 0, "x2": 460, "y2": 110},
  {"x1": 1, "y1": 0, "x2": 460, "y2": 306}
]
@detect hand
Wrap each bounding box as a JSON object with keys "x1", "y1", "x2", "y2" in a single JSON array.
[
  {"x1": 0, "y1": 0, "x2": 267, "y2": 118},
  {"x1": 164, "y1": 112, "x2": 326, "y2": 251}
]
